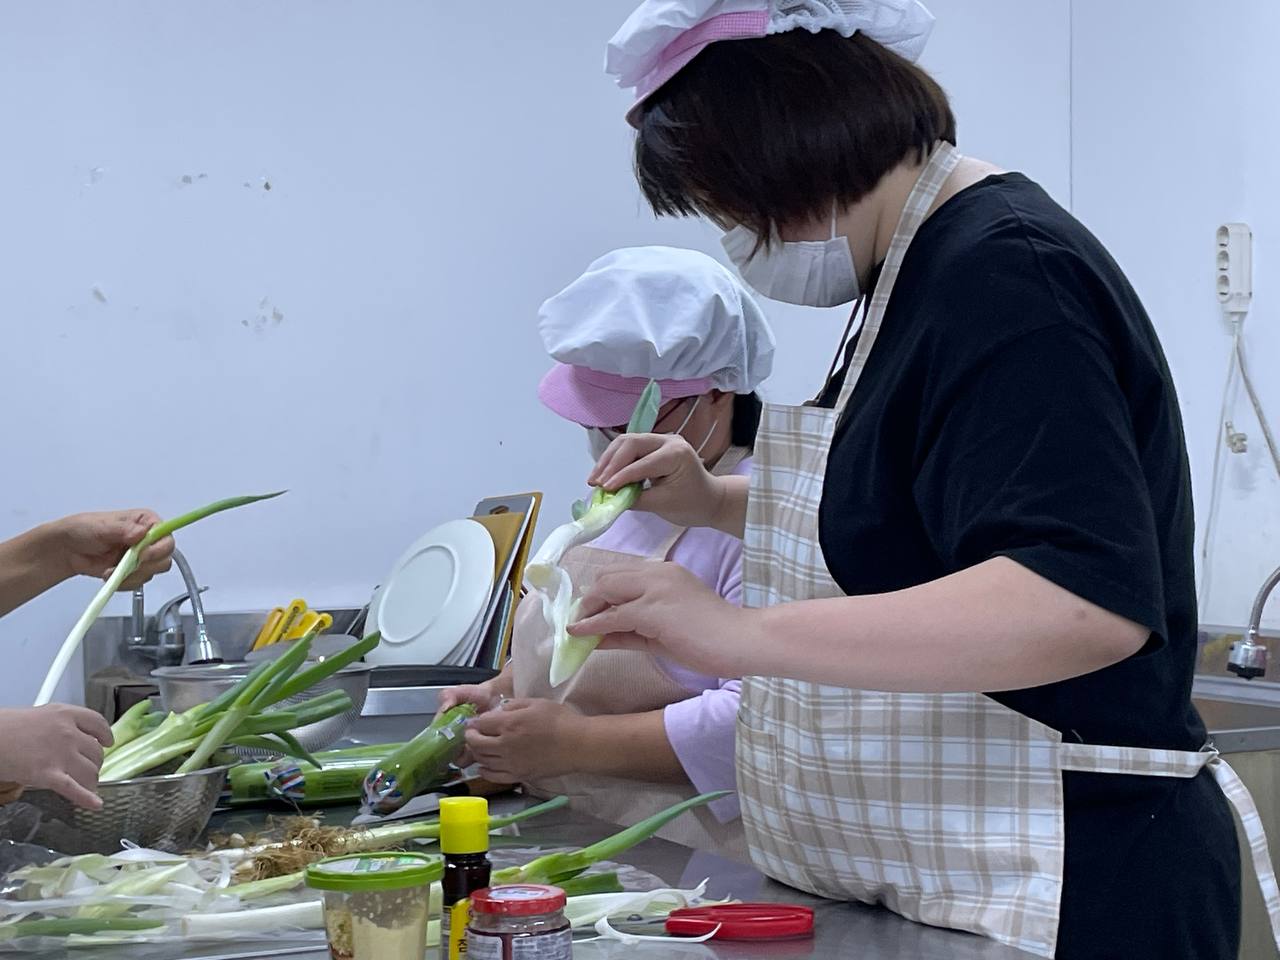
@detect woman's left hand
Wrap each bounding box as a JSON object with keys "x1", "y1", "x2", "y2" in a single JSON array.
[
  {"x1": 570, "y1": 562, "x2": 755, "y2": 679},
  {"x1": 464, "y1": 698, "x2": 585, "y2": 784}
]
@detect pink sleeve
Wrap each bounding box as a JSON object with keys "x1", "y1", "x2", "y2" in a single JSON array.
[{"x1": 663, "y1": 680, "x2": 742, "y2": 823}]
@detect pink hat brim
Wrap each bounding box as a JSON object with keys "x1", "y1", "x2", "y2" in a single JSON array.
[
  {"x1": 538, "y1": 364, "x2": 713, "y2": 428},
  {"x1": 625, "y1": 10, "x2": 770, "y2": 128}
]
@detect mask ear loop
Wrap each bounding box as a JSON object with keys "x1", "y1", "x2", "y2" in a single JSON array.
[
  {"x1": 804, "y1": 200, "x2": 867, "y2": 406},
  {"x1": 672, "y1": 396, "x2": 701, "y2": 436}
]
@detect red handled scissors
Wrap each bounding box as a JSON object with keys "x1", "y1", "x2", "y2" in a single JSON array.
[{"x1": 664, "y1": 903, "x2": 814, "y2": 941}]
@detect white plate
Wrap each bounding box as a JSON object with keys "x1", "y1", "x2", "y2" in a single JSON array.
[{"x1": 366, "y1": 519, "x2": 496, "y2": 666}]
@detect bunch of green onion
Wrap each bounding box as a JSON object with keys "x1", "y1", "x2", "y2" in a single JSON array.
[{"x1": 100, "y1": 631, "x2": 380, "y2": 782}]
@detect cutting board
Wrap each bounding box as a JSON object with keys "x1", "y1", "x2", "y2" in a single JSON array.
[{"x1": 472, "y1": 511, "x2": 525, "y2": 583}]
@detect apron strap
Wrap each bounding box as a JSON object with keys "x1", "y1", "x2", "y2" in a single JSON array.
[
  {"x1": 1208, "y1": 756, "x2": 1280, "y2": 951},
  {"x1": 1057, "y1": 741, "x2": 1212, "y2": 777},
  {"x1": 1061, "y1": 742, "x2": 1280, "y2": 949}
]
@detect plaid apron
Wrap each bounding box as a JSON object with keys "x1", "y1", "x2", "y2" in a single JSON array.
[{"x1": 735, "y1": 142, "x2": 1280, "y2": 957}]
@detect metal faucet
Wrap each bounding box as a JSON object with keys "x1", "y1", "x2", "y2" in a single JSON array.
[
  {"x1": 1228, "y1": 563, "x2": 1280, "y2": 680},
  {"x1": 125, "y1": 549, "x2": 223, "y2": 666}
]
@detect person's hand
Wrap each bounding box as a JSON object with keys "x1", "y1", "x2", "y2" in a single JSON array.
[
  {"x1": 0, "y1": 705, "x2": 112, "y2": 810},
  {"x1": 571, "y1": 562, "x2": 757, "y2": 679},
  {"x1": 437, "y1": 682, "x2": 502, "y2": 715},
  {"x1": 54, "y1": 510, "x2": 174, "y2": 589},
  {"x1": 464, "y1": 698, "x2": 584, "y2": 784},
  {"x1": 588, "y1": 434, "x2": 728, "y2": 529}
]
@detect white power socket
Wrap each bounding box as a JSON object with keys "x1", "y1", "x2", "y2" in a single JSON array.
[{"x1": 1216, "y1": 222, "x2": 1253, "y2": 318}]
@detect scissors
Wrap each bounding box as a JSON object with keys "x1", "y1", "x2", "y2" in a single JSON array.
[{"x1": 663, "y1": 903, "x2": 814, "y2": 941}]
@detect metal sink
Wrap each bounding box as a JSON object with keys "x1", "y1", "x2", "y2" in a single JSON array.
[{"x1": 1194, "y1": 675, "x2": 1280, "y2": 753}]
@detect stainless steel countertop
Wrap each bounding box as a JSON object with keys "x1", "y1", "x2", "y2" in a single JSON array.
[
  {"x1": 36, "y1": 795, "x2": 1034, "y2": 960},
  {"x1": 209, "y1": 795, "x2": 1030, "y2": 960}
]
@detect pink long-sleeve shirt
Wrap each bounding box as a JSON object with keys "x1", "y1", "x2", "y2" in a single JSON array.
[{"x1": 590, "y1": 456, "x2": 750, "y2": 823}]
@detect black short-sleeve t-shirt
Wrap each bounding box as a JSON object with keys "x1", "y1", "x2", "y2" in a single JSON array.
[{"x1": 814, "y1": 175, "x2": 1240, "y2": 958}]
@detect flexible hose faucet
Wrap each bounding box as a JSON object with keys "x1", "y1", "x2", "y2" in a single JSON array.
[{"x1": 1228, "y1": 564, "x2": 1280, "y2": 680}]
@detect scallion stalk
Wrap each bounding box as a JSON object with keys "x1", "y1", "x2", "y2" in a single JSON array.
[
  {"x1": 493, "y1": 791, "x2": 727, "y2": 885},
  {"x1": 264, "y1": 631, "x2": 380, "y2": 705},
  {"x1": 177, "y1": 636, "x2": 312, "y2": 775},
  {"x1": 104, "y1": 700, "x2": 152, "y2": 758},
  {"x1": 35, "y1": 492, "x2": 285, "y2": 706},
  {"x1": 0, "y1": 917, "x2": 166, "y2": 941}
]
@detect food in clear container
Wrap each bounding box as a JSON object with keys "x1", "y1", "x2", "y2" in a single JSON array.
[
  {"x1": 467, "y1": 884, "x2": 572, "y2": 960},
  {"x1": 305, "y1": 851, "x2": 443, "y2": 960}
]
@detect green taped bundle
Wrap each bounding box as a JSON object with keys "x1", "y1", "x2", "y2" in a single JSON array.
[{"x1": 362, "y1": 705, "x2": 475, "y2": 814}]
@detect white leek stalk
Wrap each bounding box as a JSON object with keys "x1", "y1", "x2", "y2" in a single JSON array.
[{"x1": 180, "y1": 900, "x2": 324, "y2": 938}]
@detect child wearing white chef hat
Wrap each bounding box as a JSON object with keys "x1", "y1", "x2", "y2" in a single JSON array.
[
  {"x1": 537, "y1": 245, "x2": 775, "y2": 448},
  {"x1": 439, "y1": 246, "x2": 774, "y2": 855}
]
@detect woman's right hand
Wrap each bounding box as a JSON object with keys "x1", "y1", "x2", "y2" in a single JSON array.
[
  {"x1": 589, "y1": 433, "x2": 736, "y2": 532},
  {"x1": 0, "y1": 704, "x2": 112, "y2": 810}
]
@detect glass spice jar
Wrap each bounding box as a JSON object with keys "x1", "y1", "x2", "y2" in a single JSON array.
[{"x1": 466, "y1": 884, "x2": 572, "y2": 960}]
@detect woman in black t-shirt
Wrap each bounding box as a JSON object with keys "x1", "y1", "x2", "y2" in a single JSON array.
[{"x1": 569, "y1": 4, "x2": 1269, "y2": 960}]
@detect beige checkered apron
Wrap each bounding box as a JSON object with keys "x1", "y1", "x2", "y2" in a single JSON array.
[
  {"x1": 514, "y1": 449, "x2": 749, "y2": 856},
  {"x1": 734, "y1": 142, "x2": 1280, "y2": 957}
]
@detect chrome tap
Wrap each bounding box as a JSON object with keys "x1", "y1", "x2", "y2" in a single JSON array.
[
  {"x1": 122, "y1": 549, "x2": 222, "y2": 666},
  {"x1": 1228, "y1": 563, "x2": 1280, "y2": 680}
]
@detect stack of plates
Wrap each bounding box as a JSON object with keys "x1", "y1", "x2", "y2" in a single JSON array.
[{"x1": 365, "y1": 501, "x2": 538, "y2": 669}]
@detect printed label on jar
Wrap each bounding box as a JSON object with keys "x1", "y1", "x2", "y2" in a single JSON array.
[
  {"x1": 445, "y1": 900, "x2": 471, "y2": 959},
  {"x1": 466, "y1": 928, "x2": 573, "y2": 960}
]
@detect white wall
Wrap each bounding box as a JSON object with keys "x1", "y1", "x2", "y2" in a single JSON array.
[
  {"x1": 0, "y1": 0, "x2": 1070, "y2": 705},
  {"x1": 1071, "y1": 0, "x2": 1280, "y2": 630}
]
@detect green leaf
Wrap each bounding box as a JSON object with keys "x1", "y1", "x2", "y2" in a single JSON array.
[{"x1": 626, "y1": 380, "x2": 662, "y2": 434}]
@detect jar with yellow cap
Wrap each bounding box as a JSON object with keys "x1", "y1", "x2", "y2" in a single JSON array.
[{"x1": 440, "y1": 796, "x2": 492, "y2": 959}]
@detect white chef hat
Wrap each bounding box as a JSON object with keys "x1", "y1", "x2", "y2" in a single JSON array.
[
  {"x1": 607, "y1": 0, "x2": 936, "y2": 125},
  {"x1": 537, "y1": 246, "x2": 776, "y2": 428}
]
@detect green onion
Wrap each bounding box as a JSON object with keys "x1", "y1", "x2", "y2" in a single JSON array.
[
  {"x1": 103, "y1": 700, "x2": 153, "y2": 758},
  {"x1": 35, "y1": 492, "x2": 285, "y2": 706},
  {"x1": 232, "y1": 796, "x2": 570, "y2": 879},
  {"x1": 0, "y1": 917, "x2": 166, "y2": 941},
  {"x1": 265, "y1": 631, "x2": 380, "y2": 705},
  {"x1": 493, "y1": 791, "x2": 727, "y2": 885},
  {"x1": 177, "y1": 636, "x2": 313, "y2": 774},
  {"x1": 557, "y1": 872, "x2": 623, "y2": 897}
]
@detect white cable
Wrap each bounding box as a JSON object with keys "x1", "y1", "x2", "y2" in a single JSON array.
[
  {"x1": 1234, "y1": 327, "x2": 1280, "y2": 481},
  {"x1": 1198, "y1": 330, "x2": 1241, "y2": 611}
]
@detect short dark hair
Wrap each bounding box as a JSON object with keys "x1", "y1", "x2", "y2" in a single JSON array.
[
  {"x1": 634, "y1": 30, "x2": 956, "y2": 242},
  {"x1": 731, "y1": 392, "x2": 763, "y2": 450}
]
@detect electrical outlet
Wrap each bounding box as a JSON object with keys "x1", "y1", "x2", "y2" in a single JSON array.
[{"x1": 1216, "y1": 222, "x2": 1253, "y2": 318}]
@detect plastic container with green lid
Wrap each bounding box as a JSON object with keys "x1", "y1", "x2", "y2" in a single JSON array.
[{"x1": 306, "y1": 852, "x2": 444, "y2": 960}]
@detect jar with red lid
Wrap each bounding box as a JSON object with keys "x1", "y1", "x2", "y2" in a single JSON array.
[{"x1": 466, "y1": 884, "x2": 572, "y2": 960}]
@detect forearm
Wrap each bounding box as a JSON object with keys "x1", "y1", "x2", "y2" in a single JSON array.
[
  {"x1": 573, "y1": 709, "x2": 690, "y2": 783},
  {"x1": 708, "y1": 475, "x2": 749, "y2": 539},
  {"x1": 0, "y1": 523, "x2": 70, "y2": 618},
  {"x1": 740, "y1": 557, "x2": 1149, "y2": 692}
]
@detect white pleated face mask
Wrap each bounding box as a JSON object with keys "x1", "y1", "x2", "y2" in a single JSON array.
[{"x1": 721, "y1": 209, "x2": 860, "y2": 308}]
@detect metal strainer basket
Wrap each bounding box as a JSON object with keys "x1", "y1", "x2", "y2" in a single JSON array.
[
  {"x1": 152, "y1": 660, "x2": 370, "y2": 758},
  {"x1": 0, "y1": 763, "x2": 234, "y2": 855}
]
